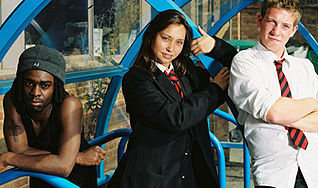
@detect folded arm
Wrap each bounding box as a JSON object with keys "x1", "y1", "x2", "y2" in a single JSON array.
[
  {"x1": 2, "y1": 95, "x2": 82, "y2": 177},
  {"x1": 288, "y1": 111, "x2": 318, "y2": 132},
  {"x1": 266, "y1": 97, "x2": 318, "y2": 125}
]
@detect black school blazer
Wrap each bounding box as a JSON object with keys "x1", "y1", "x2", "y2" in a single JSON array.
[{"x1": 108, "y1": 37, "x2": 237, "y2": 188}]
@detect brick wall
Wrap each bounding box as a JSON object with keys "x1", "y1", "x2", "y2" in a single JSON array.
[{"x1": 296, "y1": 5, "x2": 318, "y2": 43}]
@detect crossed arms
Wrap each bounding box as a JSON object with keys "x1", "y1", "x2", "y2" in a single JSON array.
[
  {"x1": 266, "y1": 97, "x2": 318, "y2": 132},
  {"x1": 229, "y1": 53, "x2": 318, "y2": 132},
  {"x1": 0, "y1": 95, "x2": 105, "y2": 177}
]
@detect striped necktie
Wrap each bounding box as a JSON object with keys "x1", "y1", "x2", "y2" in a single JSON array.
[
  {"x1": 274, "y1": 58, "x2": 308, "y2": 149},
  {"x1": 164, "y1": 70, "x2": 183, "y2": 98}
]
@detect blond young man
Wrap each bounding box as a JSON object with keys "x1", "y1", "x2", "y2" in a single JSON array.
[{"x1": 229, "y1": 0, "x2": 318, "y2": 187}]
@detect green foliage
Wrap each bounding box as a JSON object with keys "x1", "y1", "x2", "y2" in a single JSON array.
[
  {"x1": 80, "y1": 78, "x2": 110, "y2": 139},
  {"x1": 82, "y1": 79, "x2": 109, "y2": 113}
]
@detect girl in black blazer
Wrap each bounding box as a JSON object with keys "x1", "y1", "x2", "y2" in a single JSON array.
[{"x1": 108, "y1": 9, "x2": 237, "y2": 188}]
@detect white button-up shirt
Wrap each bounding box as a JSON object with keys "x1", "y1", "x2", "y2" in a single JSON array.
[
  {"x1": 155, "y1": 62, "x2": 174, "y2": 74},
  {"x1": 228, "y1": 42, "x2": 318, "y2": 188}
]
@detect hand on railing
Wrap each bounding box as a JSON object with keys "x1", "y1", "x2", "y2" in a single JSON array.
[
  {"x1": 0, "y1": 129, "x2": 132, "y2": 187},
  {"x1": 76, "y1": 146, "x2": 106, "y2": 166},
  {"x1": 0, "y1": 153, "x2": 8, "y2": 172}
]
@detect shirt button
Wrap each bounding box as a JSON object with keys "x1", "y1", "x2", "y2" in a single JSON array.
[
  {"x1": 184, "y1": 152, "x2": 189, "y2": 156},
  {"x1": 181, "y1": 175, "x2": 185, "y2": 179}
]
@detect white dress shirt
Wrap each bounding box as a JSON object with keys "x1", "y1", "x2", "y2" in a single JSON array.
[
  {"x1": 228, "y1": 42, "x2": 318, "y2": 188},
  {"x1": 155, "y1": 61, "x2": 174, "y2": 74}
]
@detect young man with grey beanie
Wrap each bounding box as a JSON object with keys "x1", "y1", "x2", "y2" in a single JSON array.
[{"x1": 0, "y1": 45, "x2": 106, "y2": 187}]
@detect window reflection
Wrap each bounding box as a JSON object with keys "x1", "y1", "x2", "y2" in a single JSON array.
[
  {"x1": 25, "y1": 0, "x2": 88, "y2": 53},
  {"x1": 24, "y1": 0, "x2": 143, "y2": 69}
]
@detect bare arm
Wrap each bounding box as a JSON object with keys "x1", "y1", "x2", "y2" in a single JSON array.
[
  {"x1": 287, "y1": 111, "x2": 318, "y2": 132},
  {"x1": 3, "y1": 93, "x2": 50, "y2": 155},
  {"x1": 266, "y1": 97, "x2": 318, "y2": 125},
  {"x1": 3, "y1": 95, "x2": 82, "y2": 177},
  {"x1": 2, "y1": 94, "x2": 105, "y2": 172}
]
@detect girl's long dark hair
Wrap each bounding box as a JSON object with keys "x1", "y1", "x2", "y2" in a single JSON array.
[
  {"x1": 9, "y1": 73, "x2": 69, "y2": 127},
  {"x1": 132, "y1": 9, "x2": 193, "y2": 77}
]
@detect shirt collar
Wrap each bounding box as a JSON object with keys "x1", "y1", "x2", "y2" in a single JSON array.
[
  {"x1": 256, "y1": 42, "x2": 291, "y2": 67},
  {"x1": 155, "y1": 61, "x2": 174, "y2": 74}
]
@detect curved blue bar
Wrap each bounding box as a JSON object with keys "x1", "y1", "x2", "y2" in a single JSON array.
[
  {"x1": 204, "y1": 0, "x2": 257, "y2": 76},
  {"x1": 93, "y1": 77, "x2": 124, "y2": 182},
  {"x1": 0, "y1": 0, "x2": 51, "y2": 62},
  {"x1": 0, "y1": 66, "x2": 128, "y2": 96},
  {"x1": 120, "y1": 28, "x2": 146, "y2": 68},
  {"x1": 209, "y1": 132, "x2": 226, "y2": 188},
  {"x1": 212, "y1": 108, "x2": 251, "y2": 188},
  {"x1": 207, "y1": 0, "x2": 256, "y2": 36},
  {"x1": 0, "y1": 129, "x2": 131, "y2": 187},
  {"x1": 118, "y1": 137, "x2": 130, "y2": 162},
  {"x1": 213, "y1": 109, "x2": 238, "y2": 126},
  {"x1": 95, "y1": 76, "x2": 124, "y2": 137},
  {"x1": 98, "y1": 172, "x2": 114, "y2": 186},
  {"x1": 89, "y1": 128, "x2": 131, "y2": 186},
  {"x1": 298, "y1": 22, "x2": 318, "y2": 56},
  {"x1": 0, "y1": 79, "x2": 14, "y2": 95},
  {"x1": 0, "y1": 168, "x2": 78, "y2": 187},
  {"x1": 145, "y1": 0, "x2": 200, "y2": 38},
  {"x1": 88, "y1": 128, "x2": 131, "y2": 146}
]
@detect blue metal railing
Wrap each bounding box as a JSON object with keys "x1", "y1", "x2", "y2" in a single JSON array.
[
  {"x1": 209, "y1": 131, "x2": 226, "y2": 188},
  {"x1": 0, "y1": 168, "x2": 79, "y2": 188},
  {"x1": 212, "y1": 109, "x2": 251, "y2": 188},
  {"x1": 0, "y1": 128, "x2": 131, "y2": 187},
  {"x1": 0, "y1": 0, "x2": 51, "y2": 62},
  {"x1": 88, "y1": 128, "x2": 132, "y2": 185},
  {"x1": 1, "y1": 0, "x2": 317, "y2": 187},
  {"x1": 0, "y1": 110, "x2": 247, "y2": 188}
]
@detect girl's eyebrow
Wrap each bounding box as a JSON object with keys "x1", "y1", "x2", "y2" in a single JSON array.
[{"x1": 160, "y1": 33, "x2": 171, "y2": 37}]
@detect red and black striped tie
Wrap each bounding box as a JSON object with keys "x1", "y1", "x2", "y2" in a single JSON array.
[
  {"x1": 165, "y1": 70, "x2": 183, "y2": 98},
  {"x1": 274, "y1": 58, "x2": 308, "y2": 149}
]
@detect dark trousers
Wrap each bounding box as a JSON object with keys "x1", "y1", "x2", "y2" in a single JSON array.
[{"x1": 255, "y1": 168, "x2": 308, "y2": 188}]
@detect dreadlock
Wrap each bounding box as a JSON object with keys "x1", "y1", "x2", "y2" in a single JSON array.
[{"x1": 9, "y1": 72, "x2": 69, "y2": 127}]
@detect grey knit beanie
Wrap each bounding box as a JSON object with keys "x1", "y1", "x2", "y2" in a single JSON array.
[{"x1": 17, "y1": 45, "x2": 66, "y2": 84}]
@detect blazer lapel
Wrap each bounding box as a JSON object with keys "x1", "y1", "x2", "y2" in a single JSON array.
[{"x1": 153, "y1": 69, "x2": 182, "y2": 101}]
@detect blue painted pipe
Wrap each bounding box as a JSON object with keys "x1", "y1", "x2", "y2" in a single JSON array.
[
  {"x1": 0, "y1": 168, "x2": 79, "y2": 187},
  {"x1": 209, "y1": 132, "x2": 226, "y2": 188}
]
